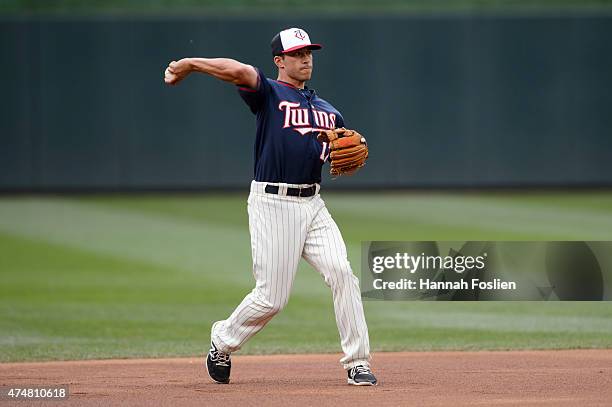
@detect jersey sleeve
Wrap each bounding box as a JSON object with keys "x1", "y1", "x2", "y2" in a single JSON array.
[
  {"x1": 335, "y1": 114, "x2": 345, "y2": 129},
  {"x1": 236, "y1": 67, "x2": 271, "y2": 114}
]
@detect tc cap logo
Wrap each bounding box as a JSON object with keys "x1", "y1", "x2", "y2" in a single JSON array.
[{"x1": 294, "y1": 29, "x2": 306, "y2": 40}]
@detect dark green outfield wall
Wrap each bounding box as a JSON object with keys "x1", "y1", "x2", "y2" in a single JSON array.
[{"x1": 1, "y1": 15, "x2": 611, "y2": 190}]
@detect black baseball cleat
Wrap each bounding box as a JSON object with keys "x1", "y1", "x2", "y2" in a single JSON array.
[
  {"x1": 206, "y1": 341, "x2": 231, "y2": 384},
  {"x1": 347, "y1": 365, "x2": 377, "y2": 386}
]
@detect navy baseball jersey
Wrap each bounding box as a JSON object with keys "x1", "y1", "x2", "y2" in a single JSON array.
[{"x1": 237, "y1": 67, "x2": 345, "y2": 184}]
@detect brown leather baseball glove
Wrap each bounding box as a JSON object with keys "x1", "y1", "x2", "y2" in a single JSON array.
[{"x1": 317, "y1": 128, "x2": 369, "y2": 176}]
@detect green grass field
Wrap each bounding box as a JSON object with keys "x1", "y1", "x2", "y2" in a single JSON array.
[{"x1": 1, "y1": 192, "x2": 612, "y2": 362}]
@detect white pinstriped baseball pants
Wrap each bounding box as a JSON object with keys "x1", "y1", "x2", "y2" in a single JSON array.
[{"x1": 211, "y1": 180, "x2": 371, "y2": 370}]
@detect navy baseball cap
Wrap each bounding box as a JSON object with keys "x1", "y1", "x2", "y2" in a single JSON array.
[{"x1": 271, "y1": 28, "x2": 322, "y2": 56}]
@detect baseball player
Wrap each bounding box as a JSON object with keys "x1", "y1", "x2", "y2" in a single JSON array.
[{"x1": 164, "y1": 27, "x2": 376, "y2": 386}]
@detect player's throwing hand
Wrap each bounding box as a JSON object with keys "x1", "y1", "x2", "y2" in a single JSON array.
[{"x1": 164, "y1": 59, "x2": 191, "y2": 85}]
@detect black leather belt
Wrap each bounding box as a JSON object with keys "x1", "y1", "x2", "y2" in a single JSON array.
[{"x1": 265, "y1": 184, "x2": 317, "y2": 197}]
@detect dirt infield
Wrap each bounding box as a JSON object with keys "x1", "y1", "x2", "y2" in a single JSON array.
[{"x1": 1, "y1": 350, "x2": 611, "y2": 406}]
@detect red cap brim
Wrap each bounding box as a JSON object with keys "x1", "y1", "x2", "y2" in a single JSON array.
[{"x1": 282, "y1": 44, "x2": 323, "y2": 54}]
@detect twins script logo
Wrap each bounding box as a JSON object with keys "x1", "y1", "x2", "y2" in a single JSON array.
[{"x1": 278, "y1": 101, "x2": 336, "y2": 135}]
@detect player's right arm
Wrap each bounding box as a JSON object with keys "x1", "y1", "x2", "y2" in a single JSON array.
[{"x1": 164, "y1": 58, "x2": 258, "y2": 89}]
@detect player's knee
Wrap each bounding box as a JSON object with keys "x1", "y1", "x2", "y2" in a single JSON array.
[
  {"x1": 326, "y1": 262, "x2": 358, "y2": 288},
  {"x1": 261, "y1": 298, "x2": 287, "y2": 316},
  {"x1": 271, "y1": 295, "x2": 290, "y2": 314},
  {"x1": 268, "y1": 302, "x2": 285, "y2": 315},
  {"x1": 252, "y1": 289, "x2": 288, "y2": 315}
]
